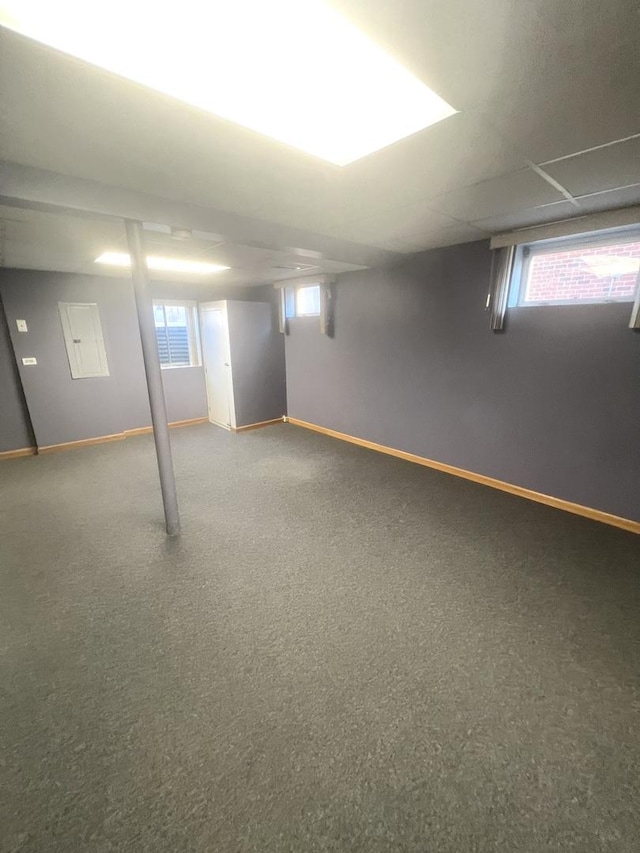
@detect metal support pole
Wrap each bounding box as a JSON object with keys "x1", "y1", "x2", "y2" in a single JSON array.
[{"x1": 125, "y1": 219, "x2": 181, "y2": 535}]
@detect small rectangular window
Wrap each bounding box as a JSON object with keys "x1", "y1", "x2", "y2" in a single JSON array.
[
  {"x1": 514, "y1": 232, "x2": 640, "y2": 306},
  {"x1": 295, "y1": 284, "x2": 321, "y2": 317},
  {"x1": 153, "y1": 301, "x2": 201, "y2": 368}
]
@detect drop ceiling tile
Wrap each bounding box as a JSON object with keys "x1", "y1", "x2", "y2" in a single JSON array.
[
  {"x1": 353, "y1": 223, "x2": 489, "y2": 254},
  {"x1": 0, "y1": 29, "x2": 340, "y2": 221},
  {"x1": 475, "y1": 7, "x2": 640, "y2": 163},
  {"x1": 336, "y1": 202, "x2": 457, "y2": 245},
  {"x1": 332, "y1": 0, "x2": 542, "y2": 113},
  {"x1": 335, "y1": 0, "x2": 640, "y2": 156},
  {"x1": 471, "y1": 200, "x2": 578, "y2": 233},
  {"x1": 482, "y1": 76, "x2": 640, "y2": 166},
  {"x1": 426, "y1": 169, "x2": 565, "y2": 222},
  {"x1": 2, "y1": 28, "x2": 524, "y2": 244},
  {"x1": 342, "y1": 111, "x2": 528, "y2": 213},
  {"x1": 370, "y1": 238, "x2": 426, "y2": 254},
  {"x1": 573, "y1": 183, "x2": 640, "y2": 214},
  {"x1": 3, "y1": 1, "x2": 640, "y2": 257},
  {"x1": 249, "y1": 196, "x2": 354, "y2": 238},
  {"x1": 249, "y1": 112, "x2": 528, "y2": 238},
  {"x1": 542, "y1": 137, "x2": 640, "y2": 197},
  {"x1": 402, "y1": 222, "x2": 489, "y2": 251}
]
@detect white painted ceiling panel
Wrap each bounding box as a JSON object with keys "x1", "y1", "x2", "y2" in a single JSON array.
[
  {"x1": 335, "y1": 202, "x2": 457, "y2": 245},
  {"x1": 401, "y1": 222, "x2": 490, "y2": 251},
  {"x1": 331, "y1": 0, "x2": 539, "y2": 113},
  {"x1": 470, "y1": 201, "x2": 578, "y2": 233},
  {"x1": 369, "y1": 238, "x2": 426, "y2": 253},
  {"x1": 1, "y1": 0, "x2": 640, "y2": 270},
  {"x1": 334, "y1": 0, "x2": 640, "y2": 163},
  {"x1": 178, "y1": 110, "x2": 525, "y2": 239},
  {"x1": 338, "y1": 111, "x2": 528, "y2": 213},
  {"x1": 0, "y1": 29, "x2": 340, "y2": 218},
  {"x1": 480, "y1": 49, "x2": 640, "y2": 165},
  {"x1": 573, "y1": 184, "x2": 640, "y2": 215},
  {"x1": 470, "y1": 2, "x2": 640, "y2": 164},
  {"x1": 542, "y1": 137, "x2": 640, "y2": 198},
  {"x1": 371, "y1": 223, "x2": 490, "y2": 254},
  {"x1": 425, "y1": 170, "x2": 565, "y2": 222}
]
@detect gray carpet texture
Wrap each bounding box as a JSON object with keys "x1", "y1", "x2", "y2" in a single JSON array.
[{"x1": 1, "y1": 422, "x2": 639, "y2": 852}]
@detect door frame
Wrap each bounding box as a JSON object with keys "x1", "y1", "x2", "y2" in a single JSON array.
[{"x1": 199, "y1": 300, "x2": 236, "y2": 430}]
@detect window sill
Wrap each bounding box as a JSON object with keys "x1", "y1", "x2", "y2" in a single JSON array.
[{"x1": 160, "y1": 363, "x2": 201, "y2": 370}]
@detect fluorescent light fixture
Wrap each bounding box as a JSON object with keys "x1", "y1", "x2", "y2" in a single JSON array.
[
  {"x1": 95, "y1": 252, "x2": 230, "y2": 274},
  {"x1": 0, "y1": 0, "x2": 457, "y2": 165}
]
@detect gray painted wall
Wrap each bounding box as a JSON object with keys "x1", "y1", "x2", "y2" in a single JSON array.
[
  {"x1": 161, "y1": 367, "x2": 207, "y2": 423},
  {"x1": 0, "y1": 296, "x2": 34, "y2": 451},
  {"x1": 227, "y1": 299, "x2": 287, "y2": 427},
  {"x1": 0, "y1": 269, "x2": 208, "y2": 447},
  {"x1": 1, "y1": 270, "x2": 147, "y2": 446},
  {"x1": 284, "y1": 240, "x2": 640, "y2": 522}
]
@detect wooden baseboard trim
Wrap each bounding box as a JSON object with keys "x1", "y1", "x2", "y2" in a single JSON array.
[
  {"x1": 124, "y1": 417, "x2": 208, "y2": 438},
  {"x1": 36, "y1": 418, "x2": 210, "y2": 455},
  {"x1": 124, "y1": 426, "x2": 153, "y2": 437},
  {"x1": 169, "y1": 417, "x2": 209, "y2": 429},
  {"x1": 39, "y1": 433, "x2": 126, "y2": 454},
  {"x1": 0, "y1": 446, "x2": 37, "y2": 460},
  {"x1": 232, "y1": 417, "x2": 285, "y2": 433},
  {"x1": 287, "y1": 417, "x2": 640, "y2": 535}
]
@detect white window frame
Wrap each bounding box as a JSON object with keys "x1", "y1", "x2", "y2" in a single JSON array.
[
  {"x1": 152, "y1": 299, "x2": 202, "y2": 369},
  {"x1": 509, "y1": 227, "x2": 640, "y2": 308}
]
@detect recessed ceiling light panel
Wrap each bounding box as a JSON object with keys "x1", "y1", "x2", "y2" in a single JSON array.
[
  {"x1": 95, "y1": 252, "x2": 230, "y2": 274},
  {"x1": 0, "y1": 0, "x2": 457, "y2": 165}
]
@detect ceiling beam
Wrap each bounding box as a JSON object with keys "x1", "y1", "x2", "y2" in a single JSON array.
[{"x1": 0, "y1": 160, "x2": 398, "y2": 269}]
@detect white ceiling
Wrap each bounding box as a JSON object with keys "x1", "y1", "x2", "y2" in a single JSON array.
[{"x1": 1, "y1": 0, "x2": 639, "y2": 283}]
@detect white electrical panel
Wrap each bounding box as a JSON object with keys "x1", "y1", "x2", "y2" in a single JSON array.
[
  {"x1": 58, "y1": 302, "x2": 110, "y2": 379},
  {"x1": 22, "y1": 357, "x2": 37, "y2": 365},
  {"x1": 16, "y1": 319, "x2": 28, "y2": 332}
]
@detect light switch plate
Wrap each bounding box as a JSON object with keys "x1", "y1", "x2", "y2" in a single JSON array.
[
  {"x1": 16, "y1": 319, "x2": 28, "y2": 332},
  {"x1": 22, "y1": 357, "x2": 37, "y2": 365}
]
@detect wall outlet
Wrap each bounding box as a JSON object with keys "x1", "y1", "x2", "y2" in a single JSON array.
[
  {"x1": 16, "y1": 319, "x2": 28, "y2": 332},
  {"x1": 22, "y1": 357, "x2": 37, "y2": 366}
]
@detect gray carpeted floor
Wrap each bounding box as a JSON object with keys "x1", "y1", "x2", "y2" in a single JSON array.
[{"x1": 1, "y1": 422, "x2": 639, "y2": 852}]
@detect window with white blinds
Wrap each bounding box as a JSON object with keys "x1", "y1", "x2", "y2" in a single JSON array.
[{"x1": 153, "y1": 301, "x2": 201, "y2": 368}]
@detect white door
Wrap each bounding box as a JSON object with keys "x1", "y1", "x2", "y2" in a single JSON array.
[
  {"x1": 200, "y1": 302, "x2": 235, "y2": 429},
  {"x1": 59, "y1": 302, "x2": 110, "y2": 378}
]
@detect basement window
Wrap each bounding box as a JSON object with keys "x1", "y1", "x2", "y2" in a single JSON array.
[
  {"x1": 510, "y1": 230, "x2": 640, "y2": 306},
  {"x1": 153, "y1": 301, "x2": 201, "y2": 368},
  {"x1": 295, "y1": 284, "x2": 321, "y2": 317}
]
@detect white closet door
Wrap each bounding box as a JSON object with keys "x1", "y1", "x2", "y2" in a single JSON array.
[
  {"x1": 59, "y1": 302, "x2": 110, "y2": 379},
  {"x1": 200, "y1": 301, "x2": 235, "y2": 429}
]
